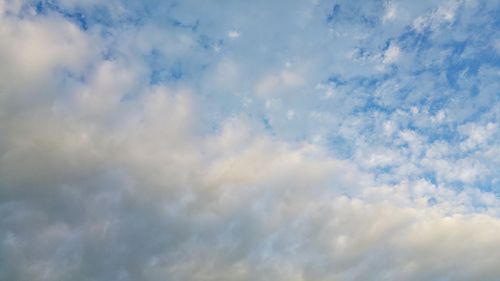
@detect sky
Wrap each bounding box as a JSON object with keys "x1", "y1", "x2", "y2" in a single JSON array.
[{"x1": 0, "y1": 0, "x2": 499, "y2": 280}]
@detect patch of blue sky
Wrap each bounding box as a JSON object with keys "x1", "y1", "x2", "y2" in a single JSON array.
[
  {"x1": 197, "y1": 35, "x2": 223, "y2": 51},
  {"x1": 423, "y1": 171, "x2": 438, "y2": 185},
  {"x1": 169, "y1": 18, "x2": 199, "y2": 31},
  {"x1": 149, "y1": 68, "x2": 182, "y2": 85},
  {"x1": 326, "y1": 135, "x2": 353, "y2": 159},
  {"x1": 421, "y1": 126, "x2": 460, "y2": 145},
  {"x1": 354, "y1": 97, "x2": 395, "y2": 115},
  {"x1": 399, "y1": 29, "x2": 434, "y2": 52},
  {"x1": 145, "y1": 50, "x2": 185, "y2": 85},
  {"x1": 32, "y1": 1, "x2": 87, "y2": 30},
  {"x1": 325, "y1": 1, "x2": 382, "y2": 27}
]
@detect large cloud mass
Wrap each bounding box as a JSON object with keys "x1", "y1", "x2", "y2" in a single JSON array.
[{"x1": 1, "y1": 0, "x2": 499, "y2": 280}]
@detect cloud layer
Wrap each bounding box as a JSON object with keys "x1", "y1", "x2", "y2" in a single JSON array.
[{"x1": 1, "y1": 0, "x2": 499, "y2": 280}]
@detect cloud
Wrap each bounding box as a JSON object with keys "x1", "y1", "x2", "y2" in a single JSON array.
[
  {"x1": 227, "y1": 30, "x2": 240, "y2": 39},
  {"x1": 383, "y1": 42, "x2": 401, "y2": 64},
  {"x1": 382, "y1": 3, "x2": 397, "y2": 23},
  {"x1": 0, "y1": 0, "x2": 499, "y2": 280}
]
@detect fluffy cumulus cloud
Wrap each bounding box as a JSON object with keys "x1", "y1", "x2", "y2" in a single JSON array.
[{"x1": 1, "y1": 0, "x2": 499, "y2": 280}]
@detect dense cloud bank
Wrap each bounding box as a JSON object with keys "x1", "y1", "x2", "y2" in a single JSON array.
[{"x1": 1, "y1": 0, "x2": 499, "y2": 280}]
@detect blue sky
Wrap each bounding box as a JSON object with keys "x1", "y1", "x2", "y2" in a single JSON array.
[{"x1": 1, "y1": 0, "x2": 500, "y2": 280}]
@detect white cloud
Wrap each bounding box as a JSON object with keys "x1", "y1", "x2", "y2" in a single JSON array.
[
  {"x1": 228, "y1": 30, "x2": 240, "y2": 39},
  {"x1": 1, "y1": 1, "x2": 499, "y2": 280},
  {"x1": 382, "y1": 3, "x2": 397, "y2": 23},
  {"x1": 412, "y1": 2, "x2": 458, "y2": 32},
  {"x1": 256, "y1": 69, "x2": 304, "y2": 96},
  {"x1": 459, "y1": 122, "x2": 496, "y2": 151},
  {"x1": 383, "y1": 42, "x2": 401, "y2": 64},
  {"x1": 0, "y1": 11, "x2": 97, "y2": 101}
]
